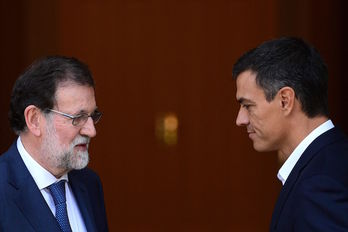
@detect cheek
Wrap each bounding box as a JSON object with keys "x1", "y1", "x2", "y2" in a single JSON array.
[
  {"x1": 54, "y1": 126, "x2": 79, "y2": 145},
  {"x1": 249, "y1": 111, "x2": 262, "y2": 127},
  {"x1": 249, "y1": 111, "x2": 273, "y2": 136}
]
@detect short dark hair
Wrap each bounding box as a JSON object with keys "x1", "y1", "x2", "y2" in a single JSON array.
[
  {"x1": 9, "y1": 56, "x2": 95, "y2": 134},
  {"x1": 232, "y1": 37, "x2": 329, "y2": 118}
]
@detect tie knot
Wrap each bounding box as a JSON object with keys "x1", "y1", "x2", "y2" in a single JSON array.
[{"x1": 48, "y1": 180, "x2": 67, "y2": 205}]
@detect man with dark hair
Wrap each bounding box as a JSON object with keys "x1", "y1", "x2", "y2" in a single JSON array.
[
  {"x1": 0, "y1": 56, "x2": 108, "y2": 231},
  {"x1": 233, "y1": 37, "x2": 348, "y2": 231}
]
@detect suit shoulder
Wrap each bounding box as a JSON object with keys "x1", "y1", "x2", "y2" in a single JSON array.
[
  {"x1": 304, "y1": 135, "x2": 348, "y2": 184},
  {"x1": 0, "y1": 149, "x2": 12, "y2": 182},
  {"x1": 68, "y1": 167, "x2": 102, "y2": 184}
]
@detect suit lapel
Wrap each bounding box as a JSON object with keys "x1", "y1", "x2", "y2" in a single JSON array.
[
  {"x1": 270, "y1": 127, "x2": 344, "y2": 230},
  {"x1": 69, "y1": 172, "x2": 98, "y2": 231},
  {"x1": 6, "y1": 142, "x2": 61, "y2": 232},
  {"x1": 10, "y1": 178, "x2": 61, "y2": 232}
]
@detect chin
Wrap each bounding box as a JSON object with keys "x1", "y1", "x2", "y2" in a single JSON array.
[
  {"x1": 253, "y1": 143, "x2": 272, "y2": 152},
  {"x1": 70, "y1": 151, "x2": 89, "y2": 170}
]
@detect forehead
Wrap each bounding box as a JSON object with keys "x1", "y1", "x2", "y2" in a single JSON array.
[
  {"x1": 54, "y1": 81, "x2": 96, "y2": 112},
  {"x1": 236, "y1": 70, "x2": 265, "y2": 102}
]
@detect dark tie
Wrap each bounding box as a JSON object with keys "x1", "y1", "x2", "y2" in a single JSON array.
[{"x1": 48, "y1": 180, "x2": 73, "y2": 232}]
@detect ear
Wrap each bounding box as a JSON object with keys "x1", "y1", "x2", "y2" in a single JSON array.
[
  {"x1": 278, "y1": 87, "x2": 295, "y2": 115},
  {"x1": 24, "y1": 105, "x2": 43, "y2": 137}
]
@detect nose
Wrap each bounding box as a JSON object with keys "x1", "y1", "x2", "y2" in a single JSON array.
[
  {"x1": 80, "y1": 117, "x2": 97, "y2": 138},
  {"x1": 236, "y1": 106, "x2": 249, "y2": 127}
]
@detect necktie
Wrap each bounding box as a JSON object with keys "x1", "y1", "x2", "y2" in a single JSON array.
[{"x1": 48, "y1": 180, "x2": 73, "y2": 232}]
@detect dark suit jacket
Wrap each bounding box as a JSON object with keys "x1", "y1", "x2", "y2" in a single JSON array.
[
  {"x1": 270, "y1": 127, "x2": 348, "y2": 231},
  {"x1": 0, "y1": 141, "x2": 108, "y2": 232}
]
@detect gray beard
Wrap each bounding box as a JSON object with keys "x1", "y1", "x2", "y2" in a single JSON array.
[{"x1": 42, "y1": 122, "x2": 90, "y2": 172}]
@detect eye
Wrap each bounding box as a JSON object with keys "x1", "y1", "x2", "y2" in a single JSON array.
[
  {"x1": 72, "y1": 114, "x2": 89, "y2": 126},
  {"x1": 91, "y1": 110, "x2": 102, "y2": 124},
  {"x1": 242, "y1": 104, "x2": 255, "y2": 111}
]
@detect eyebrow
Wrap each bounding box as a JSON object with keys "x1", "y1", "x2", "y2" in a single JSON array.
[
  {"x1": 74, "y1": 107, "x2": 99, "y2": 115},
  {"x1": 237, "y1": 97, "x2": 256, "y2": 105},
  {"x1": 237, "y1": 97, "x2": 245, "y2": 104}
]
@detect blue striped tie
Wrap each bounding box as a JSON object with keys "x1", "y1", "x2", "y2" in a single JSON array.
[{"x1": 48, "y1": 180, "x2": 72, "y2": 232}]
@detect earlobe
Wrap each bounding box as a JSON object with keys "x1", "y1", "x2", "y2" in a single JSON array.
[{"x1": 24, "y1": 105, "x2": 42, "y2": 137}]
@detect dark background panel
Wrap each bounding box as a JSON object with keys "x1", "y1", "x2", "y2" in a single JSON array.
[{"x1": 1, "y1": 0, "x2": 346, "y2": 231}]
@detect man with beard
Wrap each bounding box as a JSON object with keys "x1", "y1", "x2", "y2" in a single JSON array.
[
  {"x1": 233, "y1": 37, "x2": 348, "y2": 231},
  {"x1": 0, "y1": 56, "x2": 108, "y2": 232}
]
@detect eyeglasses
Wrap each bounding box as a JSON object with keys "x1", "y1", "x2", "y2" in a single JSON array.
[{"x1": 47, "y1": 109, "x2": 102, "y2": 127}]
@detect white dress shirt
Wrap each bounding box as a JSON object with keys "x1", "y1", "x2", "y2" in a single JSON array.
[
  {"x1": 277, "y1": 120, "x2": 334, "y2": 185},
  {"x1": 17, "y1": 137, "x2": 87, "y2": 232}
]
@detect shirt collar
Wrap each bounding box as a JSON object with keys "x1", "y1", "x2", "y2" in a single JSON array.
[
  {"x1": 17, "y1": 137, "x2": 68, "y2": 190},
  {"x1": 277, "y1": 120, "x2": 334, "y2": 185}
]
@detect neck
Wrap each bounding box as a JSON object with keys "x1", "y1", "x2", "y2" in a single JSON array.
[{"x1": 277, "y1": 115, "x2": 329, "y2": 163}]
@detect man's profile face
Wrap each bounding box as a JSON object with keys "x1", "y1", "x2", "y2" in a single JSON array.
[
  {"x1": 235, "y1": 70, "x2": 285, "y2": 152},
  {"x1": 41, "y1": 81, "x2": 97, "y2": 173}
]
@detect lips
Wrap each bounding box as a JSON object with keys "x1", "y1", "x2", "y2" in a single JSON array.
[
  {"x1": 75, "y1": 143, "x2": 89, "y2": 151},
  {"x1": 247, "y1": 129, "x2": 256, "y2": 139},
  {"x1": 248, "y1": 132, "x2": 255, "y2": 139}
]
